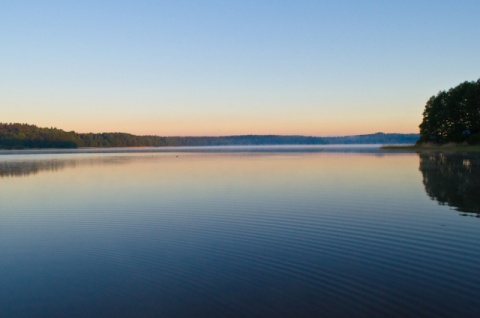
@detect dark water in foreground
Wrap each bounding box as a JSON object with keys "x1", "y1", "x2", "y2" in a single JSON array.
[{"x1": 1, "y1": 147, "x2": 479, "y2": 317}]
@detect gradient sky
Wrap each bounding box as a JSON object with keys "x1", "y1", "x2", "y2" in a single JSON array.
[{"x1": 2, "y1": 0, "x2": 480, "y2": 136}]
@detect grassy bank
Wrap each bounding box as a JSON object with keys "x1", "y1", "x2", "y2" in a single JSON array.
[{"x1": 382, "y1": 143, "x2": 480, "y2": 152}]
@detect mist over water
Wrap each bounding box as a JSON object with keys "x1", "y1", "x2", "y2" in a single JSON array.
[{"x1": 1, "y1": 149, "x2": 479, "y2": 317}]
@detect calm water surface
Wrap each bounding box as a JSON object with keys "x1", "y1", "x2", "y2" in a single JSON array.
[{"x1": 1, "y1": 148, "x2": 479, "y2": 317}]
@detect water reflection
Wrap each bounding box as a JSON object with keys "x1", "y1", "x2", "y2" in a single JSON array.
[
  {"x1": 0, "y1": 147, "x2": 387, "y2": 179},
  {"x1": 419, "y1": 152, "x2": 480, "y2": 215},
  {"x1": 0, "y1": 160, "x2": 66, "y2": 177},
  {"x1": 0, "y1": 155, "x2": 133, "y2": 178},
  {"x1": 2, "y1": 151, "x2": 480, "y2": 317},
  {"x1": 4, "y1": 151, "x2": 480, "y2": 218}
]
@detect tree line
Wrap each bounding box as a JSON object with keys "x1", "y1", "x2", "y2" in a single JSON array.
[
  {"x1": 1, "y1": 123, "x2": 418, "y2": 149},
  {"x1": 0, "y1": 124, "x2": 329, "y2": 148},
  {"x1": 418, "y1": 78, "x2": 480, "y2": 144},
  {"x1": 0, "y1": 123, "x2": 79, "y2": 148}
]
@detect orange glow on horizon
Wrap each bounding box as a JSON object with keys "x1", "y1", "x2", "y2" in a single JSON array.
[{"x1": 61, "y1": 115, "x2": 420, "y2": 137}]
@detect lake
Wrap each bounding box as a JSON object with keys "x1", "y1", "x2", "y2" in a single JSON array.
[{"x1": 1, "y1": 146, "x2": 479, "y2": 317}]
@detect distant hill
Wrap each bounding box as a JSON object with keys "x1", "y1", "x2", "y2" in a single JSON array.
[
  {"x1": 323, "y1": 132, "x2": 419, "y2": 144},
  {"x1": 0, "y1": 123, "x2": 419, "y2": 149}
]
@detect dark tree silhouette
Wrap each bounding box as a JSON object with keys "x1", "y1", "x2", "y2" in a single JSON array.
[{"x1": 418, "y1": 79, "x2": 480, "y2": 144}]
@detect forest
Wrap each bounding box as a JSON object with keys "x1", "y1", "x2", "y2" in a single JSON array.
[
  {"x1": 418, "y1": 78, "x2": 480, "y2": 144},
  {"x1": 0, "y1": 123, "x2": 419, "y2": 149}
]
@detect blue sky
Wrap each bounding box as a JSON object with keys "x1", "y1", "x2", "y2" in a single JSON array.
[{"x1": 1, "y1": 0, "x2": 479, "y2": 136}]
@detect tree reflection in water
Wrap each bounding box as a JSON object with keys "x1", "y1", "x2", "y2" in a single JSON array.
[
  {"x1": 419, "y1": 152, "x2": 480, "y2": 215},
  {"x1": 0, "y1": 156, "x2": 131, "y2": 178},
  {"x1": 0, "y1": 160, "x2": 67, "y2": 177}
]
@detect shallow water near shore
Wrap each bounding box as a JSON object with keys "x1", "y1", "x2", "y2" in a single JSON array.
[{"x1": 1, "y1": 148, "x2": 479, "y2": 317}]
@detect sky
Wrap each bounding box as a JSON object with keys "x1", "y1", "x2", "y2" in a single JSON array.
[{"x1": 1, "y1": 0, "x2": 480, "y2": 136}]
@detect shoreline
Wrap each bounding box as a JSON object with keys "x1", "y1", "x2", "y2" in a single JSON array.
[
  {"x1": 0, "y1": 144, "x2": 394, "y2": 155},
  {"x1": 382, "y1": 143, "x2": 480, "y2": 152}
]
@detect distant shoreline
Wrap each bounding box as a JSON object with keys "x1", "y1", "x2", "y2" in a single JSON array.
[
  {"x1": 1, "y1": 123, "x2": 420, "y2": 149},
  {"x1": 0, "y1": 144, "x2": 399, "y2": 155}
]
